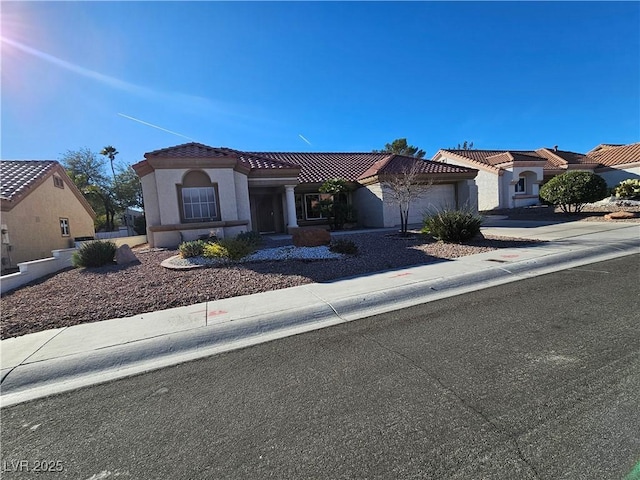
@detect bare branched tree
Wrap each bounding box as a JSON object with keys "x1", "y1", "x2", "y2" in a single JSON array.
[{"x1": 381, "y1": 162, "x2": 433, "y2": 235}]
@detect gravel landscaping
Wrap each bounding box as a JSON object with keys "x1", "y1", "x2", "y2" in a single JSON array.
[
  {"x1": 2, "y1": 201, "x2": 638, "y2": 339},
  {"x1": 1, "y1": 231, "x2": 540, "y2": 339}
]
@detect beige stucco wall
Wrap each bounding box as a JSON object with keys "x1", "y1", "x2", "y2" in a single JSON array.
[
  {"x1": 1, "y1": 175, "x2": 94, "y2": 266},
  {"x1": 140, "y1": 172, "x2": 160, "y2": 227},
  {"x1": 382, "y1": 184, "x2": 457, "y2": 228},
  {"x1": 353, "y1": 184, "x2": 385, "y2": 227},
  {"x1": 233, "y1": 171, "x2": 252, "y2": 229},
  {"x1": 597, "y1": 165, "x2": 640, "y2": 188},
  {"x1": 139, "y1": 166, "x2": 255, "y2": 248},
  {"x1": 437, "y1": 155, "x2": 501, "y2": 210},
  {"x1": 151, "y1": 168, "x2": 241, "y2": 225}
]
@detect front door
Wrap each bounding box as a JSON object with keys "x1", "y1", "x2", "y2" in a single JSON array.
[{"x1": 255, "y1": 195, "x2": 276, "y2": 233}]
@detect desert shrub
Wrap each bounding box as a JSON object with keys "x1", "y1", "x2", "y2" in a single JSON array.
[
  {"x1": 422, "y1": 208, "x2": 482, "y2": 243},
  {"x1": 178, "y1": 240, "x2": 208, "y2": 258},
  {"x1": 539, "y1": 171, "x2": 608, "y2": 213},
  {"x1": 614, "y1": 179, "x2": 640, "y2": 199},
  {"x1": 235, "y1": 230, "x2": 263, "y2": 248},
  {"x1": 203, "y1": 238, "x2": 256, "y2": 261},
  {"x1": 329, "y1": 238, "x2": 359, "y2": 255},
  {"x1": 219, "y1": 238, "x2": 257, "y2": 260},
  {"x1": 72, "y1": 240, "x2": 117, "y2": 268},
  {"x1": 203, "y1": 242, "x2": 230, "y2": 260}
]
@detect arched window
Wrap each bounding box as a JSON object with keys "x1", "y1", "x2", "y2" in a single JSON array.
[
  {"x1": 178, "y1": 171, "x2": 220, "y2": 222},
  {"x1": 515, "y1": 171, "x2": 537, "y2": 195}
]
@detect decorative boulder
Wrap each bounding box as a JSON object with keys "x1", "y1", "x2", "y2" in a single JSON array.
[
  {"x1": 604, "y1": 211, "x2": 637, "y2": 220},
  {"x1": 115, "y1": 244, "x2": 139, "y2": 265},
  {"x1": 292, "y1": 228, "x2": 331, "y2": 247}
]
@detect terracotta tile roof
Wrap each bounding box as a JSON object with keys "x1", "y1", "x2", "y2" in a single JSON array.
[
  {"x1": 145, "y1": 142, "x2": 299, "y2": 171},
  {"x1": 234, "y1": 151, "x2": 301, "y2": 171},
  {"x1": 587, "y1": 144, "x2": 624, "y2": 154},
  {"x1": 249, "y1": 152, "x2": 391, "y2": 183},
  {"x1": 439, "y1": 148, "x2": 597, "y2": 170},
  {"x1": 250, "y1": 152, "x2": 476, "y2": 183},
  {"x1": 536, "y1": 148, "x2": 597, "y2": 166},
  {"x1": 145, "y1": 142, "x2": 233, "y2": 159},
  {"x1": 366, "y1": 155, "x2": 475, "y2": 177},
  {"x1": 142, "y1": 144, "x2": 477, "y2": 183},
  {"x1": 587, "y1": 142, "x2": 640, "y2": 167},
  {"x1": 0, "y1": 160, "x2": 58, "y2": 201},
  {"x1": 439, "y1": 149, "x2": 543, "y2": 168}
]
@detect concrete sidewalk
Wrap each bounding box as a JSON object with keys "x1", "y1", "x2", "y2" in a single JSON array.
[{"x1": 1, "y1": 220, "x2": 638, "y2": 407}]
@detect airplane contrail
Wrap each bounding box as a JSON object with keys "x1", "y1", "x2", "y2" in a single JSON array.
[
  {"x1": 298, "y1": 134, "x2": 312, "y2": 146},
  {"x1": 118, "y1": 113, "x2": 195, "y2": 141},
  {"x1": 1, "y1": 36, "x2": 148, "y2": 96}
]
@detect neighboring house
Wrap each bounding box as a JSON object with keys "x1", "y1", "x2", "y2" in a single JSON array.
[
  {"x1": 432, "y1": 143, "x2": 640, "y2": 211},
  {"x1": 588, "y1": 143, "x2": 640, "y2": 187},
  {"x1": 0, "y1": 160, "x2": 96, "y2": 272},
  {"x1": 132, "y1": 142, "x2": 478, "y2": 248}
]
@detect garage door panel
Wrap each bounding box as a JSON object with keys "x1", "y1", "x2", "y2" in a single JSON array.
[{"x1": 408, "y1": 184, "x2": 456, "y2": 223}]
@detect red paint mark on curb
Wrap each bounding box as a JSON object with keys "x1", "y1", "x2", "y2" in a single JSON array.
[
  {"x1": 208, "y1": 310, "x2": 228, "y2": 317},
  {"x1": 501, "y1": 254, "x2": 519, "y2": 258},
  {"x1": 390, "y1": 272, "x2": 412, "y2": 278}
]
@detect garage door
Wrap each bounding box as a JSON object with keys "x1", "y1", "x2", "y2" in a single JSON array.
[{"x1": 408, "y1": 184, "x2": 456, "y2": 223}]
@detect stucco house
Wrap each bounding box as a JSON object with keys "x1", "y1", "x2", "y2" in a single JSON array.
[
  {"x1": 432, "y1": 143, "x2": 640, "y2": 211},
  {"x1": 132, "y1": 142, "x2": 479, "y2": 248},
  {"x1": 0, "y1": 160, "x2": 96, "y2": 272},
  {"x1": 587, "y1": 142, "x2": 640, "y2": 186}
]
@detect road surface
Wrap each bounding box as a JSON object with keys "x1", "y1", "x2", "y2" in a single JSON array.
[{"x1": 2, "y1": 255, "x2": 639, "y2": 479}]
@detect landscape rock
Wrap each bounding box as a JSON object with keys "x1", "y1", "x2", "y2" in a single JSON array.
[
  {"x1": 115, "y1": 244, "x2": 140, "y2": 265},
  {"x1": 603, "y1": 211, "x2": 638, "y2": 220},
  {"x1": 292, "y1": 228, "x2": 331, "y2": 247}
]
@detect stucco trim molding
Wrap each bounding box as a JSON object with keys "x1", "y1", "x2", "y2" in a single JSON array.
[{"x1": 148, "y1": 220, "x2": 249, "y2": 232}]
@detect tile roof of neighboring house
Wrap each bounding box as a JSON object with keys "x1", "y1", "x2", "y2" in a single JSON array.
[
  {"x1": 536, "y1": 148, "x2": 598, "y2": 167},
  {"x1": 587, "y1": 142, "x2": 640, "y2": 167},
  {"x1": 587, "y1": 144, "x2": 624, "y2": 154},
  {"x1": 250, "y1": 152, "x2": 476, "y2": 183},
  {"x1": 438, "y1": 148, "x2": 596, "y2": 170},
  {"x1": 0, "y1": 160, "x2": 96, "y2": 217},
  {"x1": 0, "y1": 160, "x2": 58, "y2": 201}
]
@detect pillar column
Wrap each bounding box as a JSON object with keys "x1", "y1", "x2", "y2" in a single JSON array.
[{"x1": 284, "y1": 185, "x2": 298, "y2": 230}]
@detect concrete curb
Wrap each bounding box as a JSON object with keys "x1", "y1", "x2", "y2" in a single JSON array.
[{"x1": 1, "y1": 236, "x2": 637, "y2": 408}]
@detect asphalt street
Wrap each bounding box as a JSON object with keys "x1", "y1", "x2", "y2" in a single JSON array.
[{"x1": 1, "y1": 254, "x2": 639, "y2": 479}]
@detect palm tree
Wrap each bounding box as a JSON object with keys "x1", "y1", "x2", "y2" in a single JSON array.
[{"x1": 100, "y1": 145, "x2": 119, "y2": 180}]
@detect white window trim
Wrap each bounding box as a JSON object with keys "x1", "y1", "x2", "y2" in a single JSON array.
[
  {"x1": 515, "y1": 177, "x2": 526, "y2": 194},
  {"x1": 60, "y1": 218, "x2": 70, "y2": 237},
  {"x1": 181, "y1": 186, "x2": 218, "y2": 222}
]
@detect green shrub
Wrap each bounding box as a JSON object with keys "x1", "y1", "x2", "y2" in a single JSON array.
[
  {"x1": 203, "y1": 238, "x2": 256, "y2": 261},
  {"x1": 614, "y1": 179, "x2": 640, "y2": 199},
  {"x1": 329, "y1": 239, "x2": 359, "y2": 255},
  {"x1": 72, "y1": 240, "x2": 117, "y2": 268},
  {"x1": 178, "y1": 240, "x2": 208, "y2": 258},
  {"x1": 220, "y1": 238, "x2": 256, "y2": 260},
  {"x1": 539, "y1": 171, "x2": 608, "y2": 213},
  {"x1": 203, "y1": 242, "x2": 230, "y2": 260},
  {"x1": 235, "y1": 230, "x2": 263, "y2": 248},
  {"x1": 422, "y1": 208, "x2": 482, "y2": 243}
]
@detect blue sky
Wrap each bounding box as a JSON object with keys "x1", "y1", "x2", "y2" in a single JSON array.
[{"x1": 1, "y1": 1, "x2": 639, "y2": 168}]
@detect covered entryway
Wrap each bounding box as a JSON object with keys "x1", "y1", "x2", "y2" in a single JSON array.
[{"x1": 250, "y1": 192, "x2": 284, "y2": 234}]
